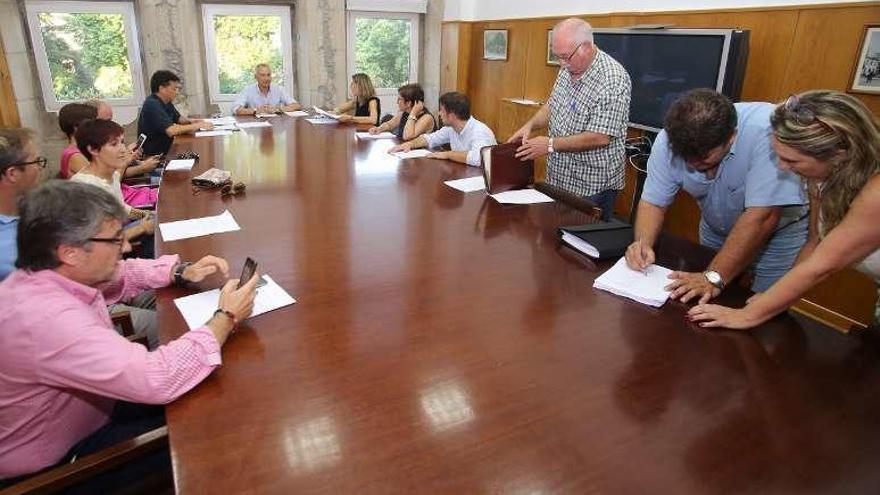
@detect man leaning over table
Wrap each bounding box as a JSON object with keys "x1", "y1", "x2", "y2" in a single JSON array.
[
  {"x1": 509, "y1": 17, "x2": 631, "y2": 221},
  {"x1": 137, "y1": 70, "x2": 214, "y2": 157},
  {"x1": 0, "y1": 180, "x2": 258, "y2": 489},
  {"x1": 389, "y1": 91, "x2": 497, "y2": 166},
  {"x1": 625, "y1": 89, "x2": 807, "y2": 304},
  {"x1": 233, "y1": 63, "x2": 302, "y2": 116}
]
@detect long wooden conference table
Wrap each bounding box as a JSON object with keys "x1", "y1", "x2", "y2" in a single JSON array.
[{"x1": 156, "y1": 116, "x2": 880, "y2": 493}]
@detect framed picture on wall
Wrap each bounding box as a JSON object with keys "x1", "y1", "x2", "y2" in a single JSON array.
[
  {"x1": 849, "y1": 24, "x2": 880, "y2": 94},
  {"x1": 546, "y1": 30, "x2": 559, "y2": 66},
  {"x1": 483, "y1": 29, "x2": 508, "y2": 61}
]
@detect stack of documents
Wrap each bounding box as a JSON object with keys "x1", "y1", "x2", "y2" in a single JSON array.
[
  {"x1": 391, "y1": 149, "x2": 432, "y2": 159},
  {"x1": 206, "y1": 116, "x2": 237, "y2": 126},
  {"x1": 592, "y1": 258, "x2": 673, "y2": 307},
  {"x1": 255, "y1": 113, "x2": 280, "y2": 118},
  {"x1": 159, "y1": 210, "x2": 241, "y2": 241},
  {"x1": 356, "y1": 131, "x2": 396, "y2": 140},
  {"x1": 174, "y1": 275, "x2": 296, "y2": 330},
  {"x1": 306, "y1": 117, "x2": 337, "y2": 125},
  {"x1": 237, "y1": 121, "x2": 272, "y2": 129},
  {"x1": 444, "y1": 176, "x2": 486, "y2": 192},
  {"x1": 284, "y1": 110, "x2": 309, "y2": 117},
  {"x1": 490, "y1": 189, "x2": 554, "y2": 204},
  {"x1": 312, "y1": 106, "x2": 342, "y2": 119},
  {"x1": 195, "y1": 130, "x2": 233, "y2": 138}
]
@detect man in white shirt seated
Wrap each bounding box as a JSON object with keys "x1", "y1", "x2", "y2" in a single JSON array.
[
  {"x1": 389, "y1": 92, "x2": 497, "y2": 166},
  {"x1": 232, "y1": 63, "x2": 302, "y2": 116}
]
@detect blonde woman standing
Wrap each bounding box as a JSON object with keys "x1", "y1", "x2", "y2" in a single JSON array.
[{"x1": 690, "y1": 90, "x2": 880, "y2": 329}]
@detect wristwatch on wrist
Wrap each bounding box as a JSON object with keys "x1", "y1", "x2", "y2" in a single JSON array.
[
  {"x1": 548, "y1": 137, "x2": 555, "y2": 154},
  {"x1": 173, "y1": 262, "x2": 193, "y2": 286},
  {"x1": 703, "y1": 270, "x2": 725, "y2": 290}
]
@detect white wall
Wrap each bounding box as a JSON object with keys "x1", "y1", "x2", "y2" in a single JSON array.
[{"x1": 444, "y1": 0, "x2": 876, "y2": 20}]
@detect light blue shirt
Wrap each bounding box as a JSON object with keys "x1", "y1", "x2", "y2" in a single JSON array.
[
  {"x1": 232, "y1": 83, "x2": 296, "y2": 113},
  {"x1": 642, "y1": 102, "x2": 806, "y2": 236},
  {"x1": 0, "y1": 214, "x2": 18, "y2": 281},
  {"x1": 424, "y1": 117, "x2": 497, "y2": 167}
]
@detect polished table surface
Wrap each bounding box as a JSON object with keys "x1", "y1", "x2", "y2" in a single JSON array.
[{"x1": 156, "y1": 117, "x2": 880, "y2": 494}]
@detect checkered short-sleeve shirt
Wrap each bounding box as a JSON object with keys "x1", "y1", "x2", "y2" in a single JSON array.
[{"x1": 547, "y1": 49, "x2": 631, "y2": 197}]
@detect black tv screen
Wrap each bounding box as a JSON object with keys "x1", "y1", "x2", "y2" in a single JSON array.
[{"x1": 593, "y1": 29, "x2": 749, "y2": 132}]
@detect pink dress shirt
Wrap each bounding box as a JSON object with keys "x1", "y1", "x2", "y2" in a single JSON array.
[{"x1": 0, "y1": 256, "x2": 222, "y2": 479}]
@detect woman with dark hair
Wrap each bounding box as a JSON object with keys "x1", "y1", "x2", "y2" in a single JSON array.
[
  {"x1": 690, "y1": 90, "x2": 880, "y2": 328},
  {"x1": 368, "y1": 83, "x2": 435, "y2": 140},
  {"x1": 71, "y1": 119, "x2": 154, "y2": 245},
  {"x1": 333, "y1": 73, "x2": 381, "y2": 126},
  {"x1": 57, "y1": 103, "x2": 97, "y2": 178}
]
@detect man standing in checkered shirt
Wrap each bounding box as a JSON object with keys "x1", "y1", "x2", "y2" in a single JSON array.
[{"x1": 510, "y1": 18, "x2": 631, "y2": 221}]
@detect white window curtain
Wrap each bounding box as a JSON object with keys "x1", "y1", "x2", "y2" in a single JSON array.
[{"x1": 345, "y1": 0, "x2": 427, "y2": 14}]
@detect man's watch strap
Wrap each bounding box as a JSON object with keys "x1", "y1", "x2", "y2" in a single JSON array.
[{"x1": 174, "y1": 262, "x2": 193, "y2": 286}]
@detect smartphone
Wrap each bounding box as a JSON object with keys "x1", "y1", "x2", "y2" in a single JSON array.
[
  {"x1": 238, "y1": 257, "x2": 258, "y2": 289},
  {"x1": 132, "y1": 133, "x2": 147, "y2": 152}
]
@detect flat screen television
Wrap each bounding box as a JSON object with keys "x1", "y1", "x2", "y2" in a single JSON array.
[{"x1": 592, "y1": 28, "x2": 750, "y2": 133}]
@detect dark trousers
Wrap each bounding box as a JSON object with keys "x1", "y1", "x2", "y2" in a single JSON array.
[
  {"x1": 0, "y1": 402, "x2": 170, "y2": 494},
  {"x1": 587, "y1": 189, "x2": 620, "y2": 221}
]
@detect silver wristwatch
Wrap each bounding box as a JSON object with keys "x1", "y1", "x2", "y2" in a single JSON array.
[{"x1": 703, "y1": 270, "x2": 725, "y2": 290}]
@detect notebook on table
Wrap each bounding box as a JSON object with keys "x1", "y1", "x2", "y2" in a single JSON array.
[
  {"x1": 558, "y1": 219, "x2": 634, "y2": 260},
  {"x1": 480, "y1": 140, "x2": 534, "y2": 194}
]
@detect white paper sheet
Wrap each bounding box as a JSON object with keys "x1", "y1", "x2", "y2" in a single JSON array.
[
  {"x1": 560, "y1": 232, "x2": 600, "y2": 258},
  {"x1": 173, "y1": 275, "x2": 296, "y2": 330},
  {"x1": 212, "y1": 124, "x2": 238, "y2": 131},
  {"x1": 255, "y1": 113, "x2": 280, "y2": 118},
  {"x1": 592, "y1": 257, "x2": 673, "y2": 307},
  {"x1": 444, "y1": 176, "x2": 486, "y2": 193},
  {"x1": 206, "y1": 116, "x2": 237, "y2": 125},
  {"x1": 164, "y1": 159, "x2": 196, "y2": 172},
  {"x1": 284, "y1": 110, "x2": 309, "y2": 117},
  {"x1": 356, "y1": 131, "x2": 396, "y2": 140},
  {"x1": 194, "y1": 130, "x2": 233, "y2": 138},
  {"x1": 306, "y1": 118, "x2": 338, "y2": 125},
  {"x1": 391, "y1": 149, "x2": 432, "y2": 159},
  {"x1": 490, "y1": 189, "x2": 554, "y2": 204},
  {"x1": 237, "y1": 121, "x2": 272, "y2": 129},
  {"x1": 159, "y1": 209, "x2": 241, "y2": 242},
  {"x1": 312, "y1": 106, "x2": 342, "y2": 119}
]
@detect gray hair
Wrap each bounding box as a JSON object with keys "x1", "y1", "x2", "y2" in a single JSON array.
[
  {"x1": 16, "y1": 180, "x2": 126, "y2": 271},
  {"x1": 0, "y1": 128, "x2": 35, "y2": 176},
  {"x1": 254, "y1": 63, "x2": 272, "y2": 75},
  {"x1": 553, "y1": 18, "x2": 594, "y2": 46}
]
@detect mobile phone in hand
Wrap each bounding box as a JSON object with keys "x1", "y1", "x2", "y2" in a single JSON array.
[
  {"x1": 133, "y1": 133, "x2": 147, "y2": 152},
  {"x1": 238, "y1": 257, "x2": 258, "y2": 289}
]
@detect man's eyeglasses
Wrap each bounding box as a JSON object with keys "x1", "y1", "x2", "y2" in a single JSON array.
[
  {"x1": 11, "y1": 157, "x2": 48, "y2": 170},
  {"x1": 556, "y1": 41, "x2": 585, "y2": 64},
  {"x1": 88, "y1": 236, "x2": 125, "y2": 246}
]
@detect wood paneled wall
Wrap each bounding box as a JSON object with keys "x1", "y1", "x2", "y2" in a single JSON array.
[
  {"x1": 442, "y1": 2, "x2": 880, "y2": 328},
  {"x1": 0, "y1": 35, "x2": 20, "y2": 128}
]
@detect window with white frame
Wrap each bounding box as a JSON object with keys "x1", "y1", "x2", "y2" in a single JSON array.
[
  {"x1": 202, "y1": 4, "x2": 294, "y2": 104},
  {"x1": 24, "y1": 1, "x2": 145, "y2": 112},
  {"x1": 346, "y1": 10, "x2": 420, "y2": 115}
]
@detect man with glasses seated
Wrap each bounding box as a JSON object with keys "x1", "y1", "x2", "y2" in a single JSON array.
[
  {"x1": 0, "y1": 128, "x2": 45, "y2": 281},
  {"x1": 509, "y1": 17, "x2": 631, "y2": 221},
  {"x1": 0, "y1": 180, "x2": 258, "y2": 490},
  {"x1": 625, "y1": 88, "x2": 808, "y2": 304}
]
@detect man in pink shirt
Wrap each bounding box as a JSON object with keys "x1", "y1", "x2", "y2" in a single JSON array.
[{"x1": 0, "y1": 180, "x2": 258, "y2": 488}]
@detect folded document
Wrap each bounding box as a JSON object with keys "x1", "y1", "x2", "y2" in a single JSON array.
[{"x1": 593, "y1": 257, "x2": 672, "y2": 307}]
